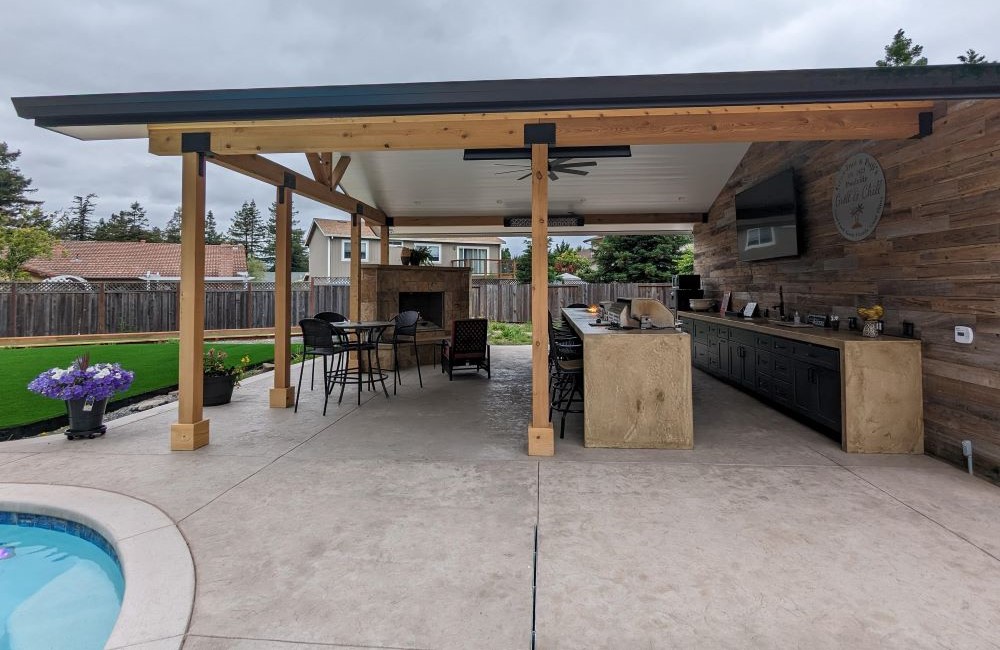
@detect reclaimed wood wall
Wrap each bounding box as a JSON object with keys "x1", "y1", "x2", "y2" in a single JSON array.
[{"x1": 694, "y1": 99, "x2": 1000, "y2": 480}]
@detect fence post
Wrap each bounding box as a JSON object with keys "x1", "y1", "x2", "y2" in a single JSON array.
[
  {"x1": 97, "y1": 282, "x2": 107, "y2": 334},
  {"x1": 308, "y1": 276, "x2": 316, "y2": 316},
  {"x1": 245, "y1": 283, "x2": 253, "y2": 328},
  {"x1": 7, "y1": 282, "x2": 15, "y2": 337}
]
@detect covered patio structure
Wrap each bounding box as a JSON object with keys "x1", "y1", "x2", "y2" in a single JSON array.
[{"x1": 15, "y1": 65, "x2": 1000, "y2": 458}]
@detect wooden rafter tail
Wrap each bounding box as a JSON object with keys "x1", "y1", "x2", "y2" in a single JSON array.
[{"x1": 305, "y1": 153, "x2": 329, "y2": 186}]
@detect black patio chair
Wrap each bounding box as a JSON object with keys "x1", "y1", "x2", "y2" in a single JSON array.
[
  {"x1": 390, "y1": 310, "x2": 422, "y2": 394},
  {"x1": 295, "y1": 318, "x2": 344, "y2": 416},
  {"x1": 441, "y1": 318, "x2": 490, "y2": 380},
  {"x1": 315, "y1": 311, "x2": 347, "y2": 323}
]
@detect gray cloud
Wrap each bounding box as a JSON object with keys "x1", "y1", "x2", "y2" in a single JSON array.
[{"x1": 4, "y1": 0, "x2": 998, "y2": 254}]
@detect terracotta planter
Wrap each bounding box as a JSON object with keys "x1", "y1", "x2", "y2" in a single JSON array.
[
  {"x1": 65, "y1": 397, "x2": 108, "y2": 440},
  {"x1": 203, "y1": 373, "x2": 236, "y2": 406}
]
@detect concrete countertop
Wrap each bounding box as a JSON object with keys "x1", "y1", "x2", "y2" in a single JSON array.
[{"x1": 679, "y1": 310, "x2": 920, "y2": 351}]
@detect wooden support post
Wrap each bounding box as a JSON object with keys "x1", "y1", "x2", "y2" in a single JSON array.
[
  {"x1": 349, "y1": 213, "x2": 362, "y2": 320},
  {"x1": 528, "y1": 143, "x2": 554, "y2": 456},
  {"x1": 270, "y1": 185, "x2": 295, "y2": 407},
  {"x1": 97, "y1": 282, "x2": 107, "y2": 334},
  {"x1": 170, "y1": 152, "x2": 209, "y2": 450},
  {"x1": 380, "y1": 225, "x2": 390, "y2": 265}
]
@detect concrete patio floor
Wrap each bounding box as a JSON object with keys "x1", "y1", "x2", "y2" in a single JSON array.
[{"x1": 2, "y1": 346, "x2": 1000, "y2": 649}]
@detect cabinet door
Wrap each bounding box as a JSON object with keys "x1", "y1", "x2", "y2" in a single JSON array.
[
  {"x1": 739, "y1": 345, "x2": 756, "y2": 389},
  {"x1": 792, "y1": 359, "x2": 819, "y2": 415},
  {"x1": 815, "y1": 367, "x2": 842, "y2": 431},
  {"x1": 726, "y1": 342, "x2": 741, "y2": 382}
]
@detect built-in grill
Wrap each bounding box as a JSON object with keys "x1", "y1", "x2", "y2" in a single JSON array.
[{"x1": 602, "y1": 297, "x2": 675, "y2": 329}]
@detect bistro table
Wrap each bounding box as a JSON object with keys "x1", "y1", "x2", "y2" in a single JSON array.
[{"x1": 328, "y1": 320, "x2": 393, "y2": 405}]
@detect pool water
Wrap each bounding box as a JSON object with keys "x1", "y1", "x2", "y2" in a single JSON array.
[{"x1": 0, "y1": 517, "x2": 124, "y2": 650}]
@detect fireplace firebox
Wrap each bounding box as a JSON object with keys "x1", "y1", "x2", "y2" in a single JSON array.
[{"x1": 399, "y1": 292, "x2": 444, "y2": 328}]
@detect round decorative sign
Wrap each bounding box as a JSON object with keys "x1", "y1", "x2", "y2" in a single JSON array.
[{"x1": 832, "y1": 153, "x2": 885, "y2": 241}]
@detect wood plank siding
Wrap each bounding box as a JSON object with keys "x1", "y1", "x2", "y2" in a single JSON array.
[{"x1": 693, "y1": 99, "x2": 1000, "y2": 481}]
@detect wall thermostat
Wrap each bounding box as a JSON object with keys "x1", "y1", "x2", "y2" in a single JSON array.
[{"x1": 955, "y1": 325, "x2": 974, "y2": 344}]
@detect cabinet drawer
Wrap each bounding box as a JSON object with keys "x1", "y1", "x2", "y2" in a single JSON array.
[
  {"x1": 679, "y1": 320, "x2": 692, "y2": 334},
  {"x1": 717, "y1": 325, "x2": 730, "y2": 340},
  {"x1": 755, "y1": 374, "x2": 773, "y2": 397},
  {"x1": 708, "y1": 323, "x2": 720, "y2": 339},
  {"x1": 693, "y1": 342, "x2": 709, "y2": 366},
  {"x1": 693, "y1": 321, "x2": 710, "y2": 342},
  {"x1": 771, "y1": 336, "x2": 793, "y2": 356},
  {"x1": 792, "y1": 342, "x2": 840, "y2": 370},
  {"x1": 771, "y1": 354, "x2": 793, "y2": 381},
  {"x1": 731, "y1": 327, "x2": 756, "y2": 346},
  {"x1": 755, "y1": 333, "x2": 773, "y2": 350},
  {"x1": 772, "y1": 379, "x2": 793, "y2": 406},
  {"x1": 755, "y1": 349, "x2": 773, "y2": 375}
]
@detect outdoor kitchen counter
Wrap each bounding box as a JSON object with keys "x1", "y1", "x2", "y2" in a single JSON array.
[
  {"x1": 680, "y1": 310, "x2": 924, "y2": 454},
  {"x1": 561, "y1": 308, "x2": 693, "y2": 449}
]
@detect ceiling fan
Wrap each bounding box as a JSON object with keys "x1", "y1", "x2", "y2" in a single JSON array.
[{"x1": 493, "y1": 158, "x2": 598, "y2": 181}]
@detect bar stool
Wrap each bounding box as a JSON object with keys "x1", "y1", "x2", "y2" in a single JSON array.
[
  {"x1": 389, "y1": 310, "x2": 422, "y2": 394},
  {"x1": 295, "y1": 318, "x2": 345, "y2": 415},
  {"x1": 330, "y1": 323, "x2": 391, "y2": 406},
  {"x1": 549, "y1": 336, "x2": 584, "y2": 439}
]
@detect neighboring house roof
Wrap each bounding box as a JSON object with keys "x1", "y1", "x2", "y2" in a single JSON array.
[
  {"x1": 308, "y1": 219, "x2": 504, "y2": 246},
  {"x1": 24, "y1": 241, "x2": 248, "y2": 280}
]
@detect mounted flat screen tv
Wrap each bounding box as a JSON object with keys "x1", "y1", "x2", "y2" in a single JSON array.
[{"x1": 735, "y1": 168, "x2": 800, "y2": 262}]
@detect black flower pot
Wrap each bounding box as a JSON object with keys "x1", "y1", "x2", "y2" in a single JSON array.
[
  {"x1": 204, "y1": 373, "x2": 236, "y2": 406},
  {"x1": 65, "y1": 397, "x2": 108, "y2": 440}
]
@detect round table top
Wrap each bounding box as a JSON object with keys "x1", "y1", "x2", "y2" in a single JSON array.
[{"x1": 328, "y1": 320, "x2": 394, "y2": 330}]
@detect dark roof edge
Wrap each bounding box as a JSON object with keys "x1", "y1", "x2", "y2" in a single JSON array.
[{"x1": 12, "y1": 64, "x2": 1000, "y2": 128}]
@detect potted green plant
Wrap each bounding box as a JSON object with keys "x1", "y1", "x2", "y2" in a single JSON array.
[
  {"x1": 399, "y1": 246, "x2": 413, "y2": 265},
  {"x1": 27, "y1": 354, "x2": 135, "y2": 440},
  {"x1": 203, "y1": 348, "x2": 250, "y2": 406},
  {"x1": 408, "y1": 246, "x2": 434, "y2": 266}
]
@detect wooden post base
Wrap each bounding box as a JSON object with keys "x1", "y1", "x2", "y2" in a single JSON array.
[
  {"x1": 269, "y1": 386, "x2": 295, "y2": 408},
  {"x1": 170, "y1": 419, "x2": 210, "y2": 451},
  {"x1": 528, "y1": 425, "x2": 555, "y2": 456}
]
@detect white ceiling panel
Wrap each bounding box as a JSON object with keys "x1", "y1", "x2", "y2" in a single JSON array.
[{"x1": 339, "y1": 143, "x2": 750, "y2": 220}]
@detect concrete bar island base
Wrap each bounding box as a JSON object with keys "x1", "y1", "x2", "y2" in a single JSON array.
[{"x1": 562, "y1": 308, "x2": 694, "y2": 449}]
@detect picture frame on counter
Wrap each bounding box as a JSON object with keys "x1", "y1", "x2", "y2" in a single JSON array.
[
  {"x1": 719, "y1": 291, "x2": 731, "y2": 315},
  {"x1": 743, "y1": 302, "x2": 758, "y2": 318}
]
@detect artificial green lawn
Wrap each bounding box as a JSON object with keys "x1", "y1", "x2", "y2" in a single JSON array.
[{"x1": 0, "y1": 342, "x2": 288, "y2": 430}]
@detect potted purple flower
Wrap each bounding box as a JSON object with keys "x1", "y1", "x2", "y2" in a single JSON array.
[{"x1": 27, "y1": 354, "x2": 134, "y2": 440}]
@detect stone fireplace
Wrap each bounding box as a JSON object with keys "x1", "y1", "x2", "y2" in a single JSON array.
[{"x1": 359, "y1": 265, "x2": 471, "y2": 367}]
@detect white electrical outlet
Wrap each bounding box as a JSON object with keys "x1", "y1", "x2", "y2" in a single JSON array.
[{"x1": 955, "y1": 325, "x2": 974, "y2": 344}]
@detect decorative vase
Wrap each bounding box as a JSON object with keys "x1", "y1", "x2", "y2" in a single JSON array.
[
  {"x1": 861, "y1": 319, "x2": 880, "y2": 338},
  {"x1": 203, "y1": 373, "x2": 236, "y2": 406},
  {"x1": 65, "y1": 397, "x2": 109, "y2": 440}
]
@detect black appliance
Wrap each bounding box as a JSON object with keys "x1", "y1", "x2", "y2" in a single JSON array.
[
  {"x1": 672, "y1": 274, "x2": 701, "y2": 290},
  {"x1": 669, "y1": 289, "x2": 704, "y2": 311},
  {"x1": 735, "y1": 168, "x2": 800, "y2": 262}
]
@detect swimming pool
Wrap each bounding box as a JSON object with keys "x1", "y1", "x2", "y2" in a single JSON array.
[{"x1": 0, "y1": 512, "x2": 124, "y2": 650}]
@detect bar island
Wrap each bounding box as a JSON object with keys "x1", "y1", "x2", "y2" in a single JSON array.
[{"x1": 561, "y1": 307, "x2": 694, "y2": 449}]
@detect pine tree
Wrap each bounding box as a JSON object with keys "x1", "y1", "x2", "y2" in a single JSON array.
[
  {"x1": 588, "y1": 235, "x2": 692, "y2": 282},
  {"x1": 957, "y1": 48, "x2": 992, "y2": 64},
  {"x1": 164, "y1": 207, "x2": 182, "y2": 243},
  {"x1": 5, "y1": 205, "x2": 54, "y2": 230},
  {"x1": 0, "y1": 142, "x2": 41, "y2": 224},
  {"x1": 93, "y1": 201, "x2": 151, "y2": 241},
  {"x1": 227, "y1": 200, "x2": 267, "y2": 258},
  {"x1": 205, "y1": 210, "x2": 224, "y2": 244},
  {"x1": 876, "y1": 29, "x2": 928, "y2": 67},
  {"x1": 263, "y1": 201, "x2": 308, "y2": 271},
  {"x1": 55, "y1": 193, "x2": 98, "y2": 241}
]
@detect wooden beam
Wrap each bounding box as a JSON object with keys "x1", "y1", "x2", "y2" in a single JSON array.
[
  {"x1": 349, "y1": 213, "x2": 362, "y2": 320},
  {"x1": 380, "y1": 225, "x2": 390, "y2": 265},
  {"x1": 388, "y1": 213, "x2": 705, "y2": 228},
  {"x1": 148, "y1": 102, "x2": 933, "y2": 155},
  {"x1": 170, "y1": 152, "x2": 209, "y2": 451},
  {"x1": 305, "y1": 153, "x2": 329, "y2": 186},
  {"x1": 204, "y1": 153, "x2": 387, "y2": 225},
  {"x1": 329, "y1": 155, "x2": 351, "y2": 189},
  {"x1": 528, "y1": 143, "x2": 554, "y2": 456},
  {"x1": 269, "y1": 185, "x2": 295, "y2": 408}
]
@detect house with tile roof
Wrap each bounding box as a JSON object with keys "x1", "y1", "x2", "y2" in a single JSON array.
[
  {"x1": 23, "y1": 240, "x2": 249, "y2": 282},
  {"x1": 306, "y1": 218, "x2": 505, "y2": 278}
]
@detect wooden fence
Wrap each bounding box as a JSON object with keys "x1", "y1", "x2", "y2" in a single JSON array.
[{"x1": 1, "y1": 279, "x2": 672, "y2": 337}]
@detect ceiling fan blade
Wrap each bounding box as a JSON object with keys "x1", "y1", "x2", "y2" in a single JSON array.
[
  {"x1": 549, "y1": 158, "x2": 571, "y2": 166},
  {"x1": 493, "y1": 163, "x2": 530, "y2": 167},
  {"x1": 496, "y1": 169, "x2": 530, "y2": 175},
  {"x1": 558, "y1": 168, "x2": 590, "y2": 176},
  {"x1": 548, "y1": 171, "x2": 559, "y2": 181},
  {"x1": 555, "y1": 161, "x2": 598, "y2": 168},
  {"x1": 517, "y1": 173, "x2": 532, "y2": 180}
]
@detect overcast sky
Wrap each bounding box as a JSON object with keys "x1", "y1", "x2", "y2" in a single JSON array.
[{"x1": 4, "y1": 0, "x2": 998, "y2": 254}]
